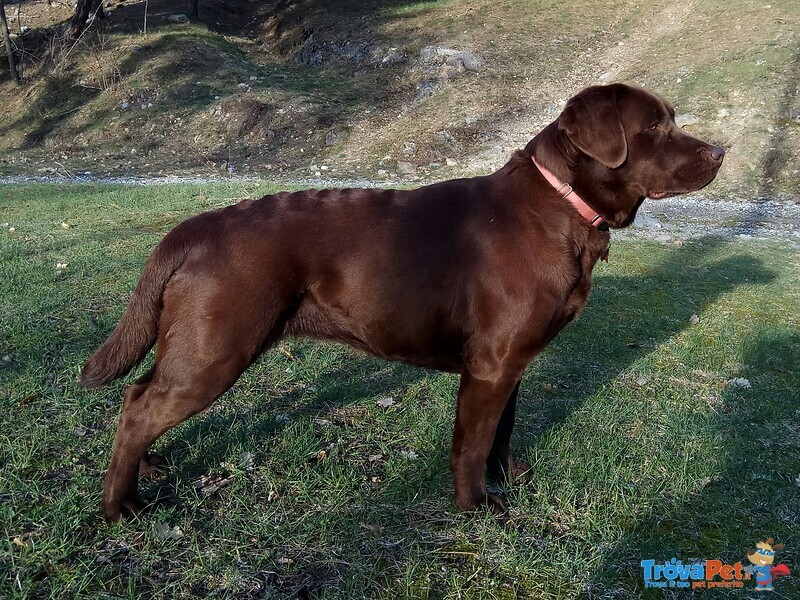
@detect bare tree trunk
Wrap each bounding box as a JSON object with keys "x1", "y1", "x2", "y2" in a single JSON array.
[
  {"x1": 68, "y1": 0, "x2": 91, "y2": 37},
  {"x1": 188, "y1": 0, "x2": 199, "y2": 19},
  {"x1": 0, "y1": 0, "x2": 20, "y2": 85},
  {"x1": 68, "y1": 0, "x2": 104, "y2": 38}
]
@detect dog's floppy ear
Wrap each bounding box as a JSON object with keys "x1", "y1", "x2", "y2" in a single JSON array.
[{"x1": 558, "y1": 87, "x2": 628, "y2": 168}]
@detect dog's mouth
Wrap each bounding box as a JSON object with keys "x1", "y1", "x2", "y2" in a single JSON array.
[
  {"x1": 647, "y1": 165, "x2": 723, "y2": 200},
  {"x1": 647, "y1": 191, "x2": 679, "y2": 199}
]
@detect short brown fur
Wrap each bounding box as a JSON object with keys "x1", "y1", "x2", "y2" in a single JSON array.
[{"x1": 80, "y1": 84, "x2": 724, "y2": 522}]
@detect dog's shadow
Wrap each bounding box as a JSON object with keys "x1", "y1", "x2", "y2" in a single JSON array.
[
  {"x1": 515, "y1": 234, "x2": 776, "y2": 436},
  {"x1": 587, "y1": 328, "x2": 800, "y2": 595},
  {"x1": 140, "y1": 235, "x2": 774, "y2": 523}
]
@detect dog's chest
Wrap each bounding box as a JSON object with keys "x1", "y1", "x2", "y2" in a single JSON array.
[{"x1": 565, "y1": 231, "x2": 611, "y2": 316}]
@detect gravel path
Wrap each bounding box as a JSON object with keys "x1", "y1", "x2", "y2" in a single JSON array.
[
  {"x1": 2, "y1": 175, "x2": 798, "y2": 242},
  {"x1": 619, "y1": 195, "x2": 800, "y2": 242}
]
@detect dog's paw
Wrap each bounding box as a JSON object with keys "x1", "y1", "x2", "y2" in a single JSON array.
[
  {"x1": 484, "y1": 492, "x2": 508, "y2": 516},
  {"x1": 103, "y1": 495, "x2": 145, "y2": 523},
  {"x1": 456, "y1": 491, "x2": 508, "y2": 516},
  {"x1": 509, "y1": 459, "x2": 532, "y2": 484},
  {"x1": 486, "y1": 458, "x2": 532, "y2": 484}
]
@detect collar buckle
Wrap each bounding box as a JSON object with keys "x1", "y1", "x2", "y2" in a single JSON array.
[{"x1": 556, "y1": 182, "x2": 573, "y2": 199}]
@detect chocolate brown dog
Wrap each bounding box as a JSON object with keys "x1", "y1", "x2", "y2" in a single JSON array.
[{"x1": 80, "y1": 83, "x2": 724, "y2": 522}]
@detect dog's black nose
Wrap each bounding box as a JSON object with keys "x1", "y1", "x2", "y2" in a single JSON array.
[{"x1": 710, "y1": 145, "x2": 725, "y2": 161}]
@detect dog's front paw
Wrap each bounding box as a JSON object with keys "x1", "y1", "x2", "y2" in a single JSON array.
[
  {"x1": 508, "y1": 459, "x2": 532, "y2": 483},
  {"x1": 456, "y1": 491, "x2": 508, "y2": 516},
  {"x1": 103, "y1": 494, "x2": 145, "y2": 523},
  {"x1": 487, "y1": 457, "x2": 532, "y2": 484}
]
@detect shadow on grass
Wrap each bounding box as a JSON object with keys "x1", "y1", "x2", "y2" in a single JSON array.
[
  {"x1": 513, "y1": 234, "x2": 776, "y2": 447},
  {"x1": 587, "y1": 327, "x2": 800, "y2": 597},
  {"x1": 577, "y1": 49, "x2": 800, "y2": 597}
]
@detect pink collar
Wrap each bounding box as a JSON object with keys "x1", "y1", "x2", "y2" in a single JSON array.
[{"x1": 532, "y1": 156, "x2": 605, "y2": 228}]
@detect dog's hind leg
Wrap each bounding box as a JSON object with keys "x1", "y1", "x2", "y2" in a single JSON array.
[
  {"x1": 102, "y1": 352, "x2": 253, "y2": 522},
  {"x1": 101, "y1": 285, "x2": 292, "y2": 522}
]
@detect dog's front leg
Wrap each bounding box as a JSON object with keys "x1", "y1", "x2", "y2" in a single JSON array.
[
  {"x1": 450, "y1": 371, "x2": 522, "y2": 514},
  {"x1": 485, "y1": 380, "x2": 531, "y2": 483}
]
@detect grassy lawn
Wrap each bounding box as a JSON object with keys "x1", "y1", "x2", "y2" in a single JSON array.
[{"x1": 1, "y1": 184, "x2": 798, "y2": 598}]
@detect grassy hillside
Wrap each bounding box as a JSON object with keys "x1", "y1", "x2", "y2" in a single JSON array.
[{"x1": 0, "y1": 0, "x2": 798, "y2": 196}]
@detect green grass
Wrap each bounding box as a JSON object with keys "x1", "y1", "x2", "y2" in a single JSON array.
[{"x1": 1, "y1": 184, "x2": 799, "y2": 598}]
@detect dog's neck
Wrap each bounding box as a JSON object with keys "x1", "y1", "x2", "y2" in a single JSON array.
[
  {"x1": 526, "y1": 122, "x2": 643, "y2": 229},
  {"x1": 531, "y1": 156, "x2": 605, "y2": 228}
]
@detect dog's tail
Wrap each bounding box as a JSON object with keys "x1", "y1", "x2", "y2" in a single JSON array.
[{"x1": 79, "y1": 232, "x2": 189, "y2": 389}]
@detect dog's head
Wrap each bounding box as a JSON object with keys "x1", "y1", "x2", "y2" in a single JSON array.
[{"x1": 540, "y1": 83, "x2": 725, "y2": 228}]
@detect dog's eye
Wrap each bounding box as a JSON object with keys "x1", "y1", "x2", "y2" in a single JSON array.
[{"x1": 648, "y1": 123, "x2": 660, "y2": 131}]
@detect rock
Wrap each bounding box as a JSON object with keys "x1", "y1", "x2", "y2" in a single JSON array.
[
  {"x1": 340, "y1": 40, "x2": 372, "y2": 61},
  {"x1": 403, "y1": 141, "x2": 416, "y2": 155},
  {"x1": 777, "y1": 107, "x2": 800, "y2": 121},
  {"x1": 446, "y1": 157, "x2": 458, "y2": 167},
  {"x1": 675, "y1": 113, "x2": 698, "y2": 128},
  {"x1": 428, "y1": 162, "x2": 441, "y2": 170},
  {"x1": 717, "y1": 107, "x2": 730, "y2": 119},
  {"x1": 728, "y1": 377, "x2": 751, "y2": 389},
  {"x1": 381, "y1": 47, "x2": 407, "y2": 68},
  {"x1": 419, "y1": 46, "x2": 439, "y2": 66},
  {"x1": 689, "y1": 313, "x2": 700, "y2": 325},
  {"x1": 325, "y1": 130, "x2": 338, "y2": 146},
  {"x1": 397, "y1": 161, "x2": 416, "y2": 174},
  {"x1": 293, "y1": 34, "x2": 323, "y2": 66},
  {"x1": 168, "y1": 14, "x2": 189, "y2": 24},
  {"x1": 435, "y1": 130, "x2": 460, "y2": 151},
  {"x1": 413, "y1": 79, "x2": 439, "y2": 103},
  {"x1": 309, "y1": 50, "x2": 324, "y2": 66},
  {"x1": 155, "y1": 522, "x2": 184, "y2": 540},
  {"x1": 420, "y1": 46, "x2": 484, "y2": 72}
]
